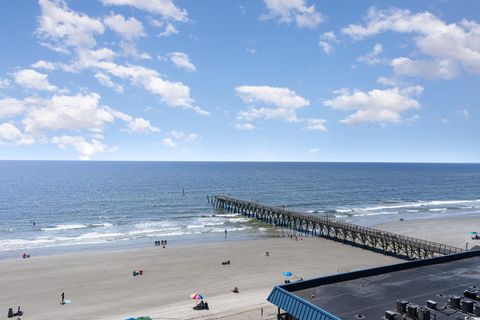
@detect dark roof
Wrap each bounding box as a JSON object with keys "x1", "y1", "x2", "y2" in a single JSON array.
[{"x1": 268, "y1": 250, "x2": 480, "y2": 320}]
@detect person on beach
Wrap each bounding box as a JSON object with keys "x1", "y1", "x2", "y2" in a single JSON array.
[
  {"x1": 61, "y1": 292, "x2": 65, "y2": 305},
  {"x1": 224, "y1": 229, "x2": 227, "y2": 239}
]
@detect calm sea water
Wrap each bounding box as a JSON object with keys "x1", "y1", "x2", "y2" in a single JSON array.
[{"x1": 0, "y1": 161, "x2": 479, "y2": 256}]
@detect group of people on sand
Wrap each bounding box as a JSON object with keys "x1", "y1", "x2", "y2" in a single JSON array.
[
  {"x1": 21, "y1": 253, "x2": 31, "y2": 259},
  {"x1": 288, "y1": 234, "x2": 302, "y2": 241},
  {"x1": 132, "y1": 270, "x2": 144, "y2": 277},
  {"x1": 154, "y1": 240, "x2": 168, "y2": 248},
  {"x1": 7, "y1": 306, "x2": 23, "y2": 318},
  {"x1": 193, "y1": 300, "x2": 209, "y2": 310}
]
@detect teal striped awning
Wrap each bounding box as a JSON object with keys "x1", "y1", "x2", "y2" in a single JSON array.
[{"x1": 267, "y1": 286, "x2": 341, "y2": 320}]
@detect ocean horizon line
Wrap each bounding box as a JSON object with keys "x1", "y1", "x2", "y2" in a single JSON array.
[{"x1": 0, "y1": 159, "x2": 479, "y2": 165}]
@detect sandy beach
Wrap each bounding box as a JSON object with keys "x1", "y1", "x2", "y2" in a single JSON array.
[
  {"x1": 0, "y1": 236, "x2": 398, "y2": 320},
  {"x1": 375, "y1": 214, "x2": 480, "y2": 249}
]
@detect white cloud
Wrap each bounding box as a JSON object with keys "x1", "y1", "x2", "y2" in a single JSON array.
[
  {"x1": 167, "y1": 130, "x2": 199, "y2": 142},
  {"x1": 319, "y1": 31, "x2": 339, "y2": 54},
  {"x1": 119, "y1": 41, "x2": 151, "y2": 60},
  {"x1": 32, "y1": 60, "x2": 56, "y2": 71},
  {"x1": 0, "y1": 123, "x2": 35, "y2": 145},
  {"x1": 95, "y1": 61, "x2": 207, "y2": 114},
  {"x1": 0, "y1": 98, "x2": 25, "y2": 118},
  {"x1": 104, "y1": 14, "x2": 145, "y2": 40},
  {"x1": 262, "y1": 0, "x2": 325, "y2": 28},
  {"x1": 376, "y1": 76, "x2": 402, "y2": 87},
  {"x1": 126, "y1": 117, "x2": 160, "y2": 133},
  {"x1": 158, "y1": 23, "x2": 179, "y2": 37},
  {"x1": 391, "y1": 57, "x2": 460, "y2": 80},
  {"x1": 94, "y1": 72, "x2": 124, "y2": 93},
  {"x1": 59, "y1": 48, "x2": 205, "y2": 114},
  {"x1": 236, "y1": 85, "x2": 310, "y2": 122},
  {"x1": 357, "y1": 43, "x2": 385, "y2": 65},
  {"x1": 14, "y1": 69, "x2": 58, "y2": 92},
  {"x1": 162, "y1": 130, "x2": 200, "y2": 147},
  {"x1": 22, "y1": 93, "x2": 114, "y2": 134},
  {"x1": 324, "y1": 86, "x2": 423, "y2": 125},
  {"x1": 342, "y1": 7, "x2": 480, "y2": 78},
  {"x1": 51, "y1": 135, "x2": 110, "y2": 160},
  {"x1": 168, "y1": 52, "x2": 196, "y2": 72},
  {"x1": 150, "y1": 20, "x2": 179, "y2": 37},
  {"x1": 99, "y1": 0, "x2": 188, "y2": 22},
  {"x1": 235, "y1": 123, "x2": 255, "y2": 130},
  {"x1": 308, "y1": 148, "x2": 320, "y2": 155},
  {"x1": 0, "y1": 78, "x2": 10, "y2": 88},
  {"x1": 37, "y1": 0, "x2": 105, "y2": 51},
  {"x1": 161, "y1": 137, "x2": 176, "y2": 148},
  {"x1": 305, "y1": 118, "x2": 327, "y2": 131}
]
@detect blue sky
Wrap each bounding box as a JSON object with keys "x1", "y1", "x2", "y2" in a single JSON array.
[{"x1": 0, "y1": 0, "x2": 478, "y2": 162}]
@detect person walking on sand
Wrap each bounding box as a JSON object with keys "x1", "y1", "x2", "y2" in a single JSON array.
[
  {"x1": 225, "y1": 229, "x2": 227, "y2": 239},
  {"x1": 61, "y1": 292, "x2": 65, "y2": 305}
]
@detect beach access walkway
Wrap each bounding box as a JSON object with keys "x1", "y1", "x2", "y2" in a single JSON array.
[{"x1": 210, "y1": 195, "x2": 464, "y2": 260}]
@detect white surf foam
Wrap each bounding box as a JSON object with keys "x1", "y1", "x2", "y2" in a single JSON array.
[{"x1": 41, "y1": 224, "x2": 88, "y2": 231}]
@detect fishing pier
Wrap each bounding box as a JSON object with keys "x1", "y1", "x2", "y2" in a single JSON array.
[{"x1": 210, "y1": 195, "x2": 464, "y2": 260}]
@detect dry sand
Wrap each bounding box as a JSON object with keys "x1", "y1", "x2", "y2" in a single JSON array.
[
  {"x1": 0, "y1": 236, "x2": 399, "y2": 320},
  {"x1": 375, "y1": 215, "x2": 480, "y2": 249}
]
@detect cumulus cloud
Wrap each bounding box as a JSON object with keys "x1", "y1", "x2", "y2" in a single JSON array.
[
  {"x1": 94, "y1": 72, "x2": 124, "y2": 93},
  {"x1": 168, "y1": 52, "x2": 196, "y2": 72},
  {"x1": 126, "y1": 117, "x2": 160, "y2": 133},
  {"x1": 58, "y1": 46, "x2": 204, "y2": 114},
  {"x1": 305, "y1": 118, "x2": 327, "y2": 131},
  {"x1": 36, "y1": 0, "x2": 105, "y2": 52},
  {"x1": 324, "y1": 86, "x2": 423, "y2": 125},
  {"x1": 235, "y1": 123, "x2": 255, "y2": 130},
  {"x1": 261, "y1": 0, "x2": 325, "y2": 28},
  {"x1": 0, "y1": 98, "x2": 25, "y2": 118},
  {"x1": 14, "y1": 69, "x2": 58, "y2": 92},
  {"x1": 357, "y1": 43, "x2": 385, "y2": 65},
  {"x1": 161, "y1": 130, "x2": 200, "y2": 147},
  {"x1": 236, "y1": 85, "x2": 310, "y2": 122},
  {"x1": 32, "y1": 60, "x2": 56, "y2": 71},
  {"x1": 158, "y1": 23, "x2": 179, "y2": 37},
  {"x1": 149, "y1": 19, "x2": 179, "y2": 37},
  {"x1": 161, "y1": 137, "x2": 176, "y2": 148},
  {"x1": 94, "y1": 61, "x2": 207, "y2": 114},
  {"x1": 0, "y1": 123, "x2": 34, "y2": 145},
  {"x1": 99, "y1": 0, "x2": 188, "y2": 22},
  {"x1": 22, "y1": 93, "x2": 114, "y2": 134},
  {"x1": 0, "y1": 78, "x2": 10, "y2": 88},
  {"x1": 104, "y1": 14, "x2": 145, "y2": 40},
  {"x1": 391, "y1": 57, "x2": 460, "y2": 80},
  {"x1": 308, "y1": 148, "x2": 320, "y2": 155},
  {"x1": 1, "y1": 91, "x2": 161, "y2": 158},
  {"x1": 51, "y1": 135, "x2": 110, "y2": 160},
  {"x1": 319, "y1": 31, "x2": 339, "y2": 54},
  {"x1": 342, "y1": 7, "x2": 480, "y2": 78}
]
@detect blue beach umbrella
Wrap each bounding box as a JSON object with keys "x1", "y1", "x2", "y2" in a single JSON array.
[
  {"x1": 469, "y1": 231, "x2": 478, "y2": 234},
  {"x1": 282, "y1": 271, "x2": 293, "y2": 277}
]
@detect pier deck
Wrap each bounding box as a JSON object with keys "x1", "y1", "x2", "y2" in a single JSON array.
[{"x1": 210, "y1": 195, "x2": 464, "y2": 260}]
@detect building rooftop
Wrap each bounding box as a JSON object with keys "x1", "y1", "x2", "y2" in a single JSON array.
[{"x1": 268, "y1": 250, "x2": 480, "y2": 320}]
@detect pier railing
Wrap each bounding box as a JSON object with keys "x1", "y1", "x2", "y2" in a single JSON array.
[{"x1": 210, "y1": 195, "x2": 464, "y2": 260}]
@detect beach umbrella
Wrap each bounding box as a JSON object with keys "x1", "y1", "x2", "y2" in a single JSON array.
[
  {"x1": 190, "y1": 293, "x2": 204, "y2": 300},
  {"x1": 469, "y1": 231, "x2": 478, "y2": 234},
  {"x1": 282, "y1": 271, "x2": 293, "y2": 277}
]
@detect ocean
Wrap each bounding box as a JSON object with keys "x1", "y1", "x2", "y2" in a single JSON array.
[{"x1": 1, "y1": 161, "x2": 479, "y2": 257}]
